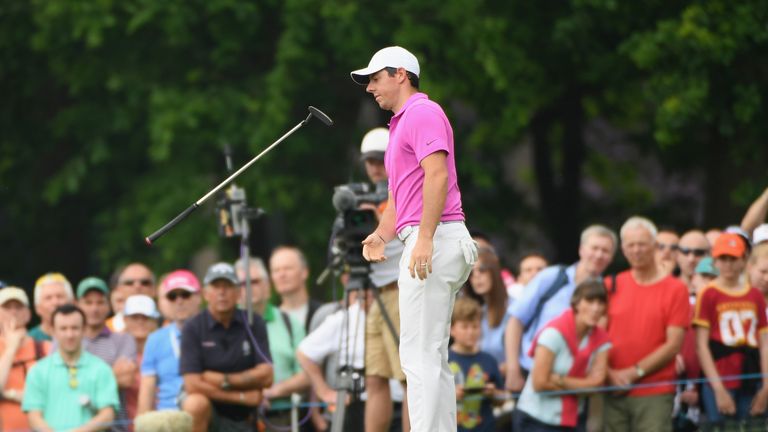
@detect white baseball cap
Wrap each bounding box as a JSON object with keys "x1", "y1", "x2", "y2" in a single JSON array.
[
  {"x1": 754, "y1": 224, "x2": 768, "y2": 245},
  {"x1": 124, "y1": 294, "x2": 160, "y2": 319},
  {"x1": 360, "y1": 128, "x2": 389, "y2": 161},
  {"x1": 0, "y1": 287, "x2": 29, "y2": 307},
  {"x1": 350, "y1": 46, "x2": 420, "y2": 85}
]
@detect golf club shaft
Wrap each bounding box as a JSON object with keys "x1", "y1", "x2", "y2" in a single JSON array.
[{"x1": 145, "y1": 116, "x2": 310, "y2": 245}]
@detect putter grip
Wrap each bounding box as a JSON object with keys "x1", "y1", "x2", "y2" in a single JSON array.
[{"x1": 145, "y1": 203, "x2": 199, "y2": 246}]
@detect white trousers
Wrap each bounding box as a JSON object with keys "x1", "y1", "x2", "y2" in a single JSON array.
[{"x1": 398, "y1": 222, "x2": 475, "y2": 432}]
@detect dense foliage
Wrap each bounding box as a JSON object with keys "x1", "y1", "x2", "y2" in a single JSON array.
[{"x1": 1, "y1": 0, "x2": 766, "y2": 293}]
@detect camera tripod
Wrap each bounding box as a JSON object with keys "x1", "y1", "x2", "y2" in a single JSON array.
[{"x1": 317, "y1": 261, "x2": 401, "y2": 432}]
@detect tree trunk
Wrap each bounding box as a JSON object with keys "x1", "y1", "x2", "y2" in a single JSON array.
[{"x1": 531, "y1": 88, "x2": 586, "y2": 262}]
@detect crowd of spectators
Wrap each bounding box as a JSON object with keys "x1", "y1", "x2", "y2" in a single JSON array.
[{"x1": 2, "y1": 172, "x2": 768, "y2": 432}]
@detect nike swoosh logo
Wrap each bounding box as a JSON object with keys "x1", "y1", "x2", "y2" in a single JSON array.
[{"x1": 426, "y1": 139, "x2": 437, "y2": 146}]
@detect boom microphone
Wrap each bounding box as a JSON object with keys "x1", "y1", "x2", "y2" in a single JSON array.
[{"x1": 332, "y1": 186, "x2": 357, "y2": 212}]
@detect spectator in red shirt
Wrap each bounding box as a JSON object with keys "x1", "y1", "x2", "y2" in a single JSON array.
[
  {"x1": 693, "y1": 233, "x2": 768, "y2": 428},
  {"x1": 604, "y1": 216, "x2": 690, "y2": 432}
]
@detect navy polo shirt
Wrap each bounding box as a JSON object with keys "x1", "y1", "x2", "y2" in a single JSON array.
[{"x1": 180, "y1": 308, "x2": 271, "y2": 420}]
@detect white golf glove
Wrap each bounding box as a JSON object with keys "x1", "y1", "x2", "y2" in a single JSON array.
[{"x1": 460, "y1": 239, "x2": 478, "y2": 266}]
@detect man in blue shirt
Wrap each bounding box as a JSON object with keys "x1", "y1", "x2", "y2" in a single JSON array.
[
  {"x1": 504, "y1": 224, "x2": 617, "y2": 392},
  {"x1": 138, "y1": 269, "x2": 203, "y2": 413},
  {"x1": 23, "y1": 304, "x2": 120, "y2": 431}
]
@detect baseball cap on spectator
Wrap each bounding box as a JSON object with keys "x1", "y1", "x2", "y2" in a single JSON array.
[
  {"x1": 725, "y1": 225, "x2": 753, "y2": 252},
  {"x1": 712, "y1": 233, "x2": 747, "y2": 258},
  {"x1": 203, "y1": 262, "x2": 239, "y2": 286},
  {"x1": 124, "y1": 294, "x2": 160, "y2": 318},
  {"x1": 694, "y1": 257, "x2": 719, "y2": 277},
  {"x1": 161, "y1": 270, "x2": 201, "y2": 295},
  {"x1": 360, "y1": 128, "x2": 389, "y2": 161},
  {"x1": 350, "y1": 46, "x2": 420, "y2": 85},
  {"x1": 0, "y1": 287, "x2": 29, "y2": 307},
  {"x1": 76, "y1": 277, "x2": 109, "y2": 299},
  {"x1": 753, "y1": 224, "x2": 768, "y2": 245},
  {"x1": 35, "y1": 272, "x2": 72, "y2": 291}
]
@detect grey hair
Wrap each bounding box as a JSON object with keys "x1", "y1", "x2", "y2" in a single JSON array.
[
  {"x1": 34, "y1": 273, "x2": 75, "y2": 306},
  {"x1": 580, "y1": 224, "x2": 618, "y2": 251},
  {"x1": 620, "y1": 216, "x2": 658, "y2": 240},
  {"x1": 234, "y1": 256, "x2": 270, "y2": 285}
]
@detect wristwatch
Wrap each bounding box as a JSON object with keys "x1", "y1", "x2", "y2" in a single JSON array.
[
  {"x1": 635, "y1": 364, "x2": 646, "y2": 378},
  {"x1": 556, "y1": 374, "x2": 565, "y2": 387},
  {"x1": 221, "y1": 374, "x2": 231, "y2": 390}
]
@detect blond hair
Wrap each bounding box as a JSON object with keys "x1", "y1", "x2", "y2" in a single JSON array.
[{"x1": 451, "y1": 297, "x2": 482, "y2": 325}]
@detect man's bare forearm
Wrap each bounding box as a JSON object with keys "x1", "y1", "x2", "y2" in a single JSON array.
[
  {"x1": 229, "y1": 364, "x2": 274, "y2": 390},
  {"x1": 185, "y1": 374, "x2": 252, "y2": 404},
  {"x1": 418, "y1": 153, "x2": 448, "y2": 239},
  {"x1": 696, "y1": 327, "x2": 726, "y2": 390},
  {"x1": 137, "y1": 375, "x2": 157, "y2": 415},
  {"x1": 297, "y1": 351, "x2": 333, "y2": 399},
  {"x1": 267, "y1": 370, "x2": 311, "y2": 399},
  {"x1": 27, "y1": 411, "x2": 53, "y2": 432},
  {"x1": 637, "y1": 327, "x2": 685, "y2": 376},
  {"x1": 375, "y1": 193, "x2": 397, "y2": 241},
  {"x1": 504, "y1": 318, "x2": 524, "y2": 372},
  {"x1": 742, "y1": 187, "x2": 768, "y2": 233},
  {"x1": 76, "y1": 406, "x2": 114, "y2": 432}
]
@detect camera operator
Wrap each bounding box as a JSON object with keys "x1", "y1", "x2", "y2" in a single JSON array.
[{"x1": 358, "y1": 128, "x2": 409, "y2": 432}]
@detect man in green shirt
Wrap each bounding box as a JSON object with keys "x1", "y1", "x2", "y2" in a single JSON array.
[
  {"x1": 23, "y1": 304, "x2": 120, "y2": 431},
  {"x1": 235, "y1": 257, "x2": 305, "y2": 384},
  {"x1": 234, "y1": 257, "x2": 308, "y2": 423}
]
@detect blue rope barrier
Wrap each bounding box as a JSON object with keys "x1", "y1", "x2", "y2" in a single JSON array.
[{"x1": 6, "y1": 372, "x2": 767, "y2": 431}]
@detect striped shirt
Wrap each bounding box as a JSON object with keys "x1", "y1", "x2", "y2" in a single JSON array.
[{"x1": 83, "y1": 326, "x2": 136, "y2": 432}]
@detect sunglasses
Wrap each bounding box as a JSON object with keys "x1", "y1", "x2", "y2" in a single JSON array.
[
  {"x1": 656, "y1": 243, "x2": 679, "y2": 252},
  {"x1": 69, "y1": 366, "x2": 78, "y2": 389},
  {"x1": 120, "y1": 278, "x2": 153, "y2": 287},
  {"x1": 166, "y1": 291, "x2": 192, "y2": 301},
  {"x1": 678, "y1": 247, "x2": 708, "y2": 257},
  {"x1": 239, "y1": 279, "x2": 262, "y2": 287}
]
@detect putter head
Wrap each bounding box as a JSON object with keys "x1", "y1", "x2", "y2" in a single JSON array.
[{"x1": 308, "y1": 106, "x2": 334, "y2": 126}]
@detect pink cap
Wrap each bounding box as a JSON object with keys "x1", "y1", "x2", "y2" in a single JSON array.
[{"x1": 161, "y1": 270, "x2": 200, "y2": 295}]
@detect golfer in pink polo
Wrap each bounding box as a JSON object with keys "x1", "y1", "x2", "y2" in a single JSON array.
[{"x1": 352, "y1": 46, "x2": 478, "y2": 432}]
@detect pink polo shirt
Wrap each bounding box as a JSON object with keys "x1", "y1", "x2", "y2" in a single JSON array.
[{"x1": 385, "y1": 93, "x2": 465, "y2": 233}]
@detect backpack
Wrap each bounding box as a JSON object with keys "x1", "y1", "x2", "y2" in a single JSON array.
[{"x1": 523, "y1": 266, "x2": 569, "y2": 333}]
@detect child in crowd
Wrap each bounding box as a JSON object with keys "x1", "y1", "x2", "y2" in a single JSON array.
[
  {"x1": 449, "y1": 297, "x2": 504, "y2": 432},
  {"x1": 463, "y1": 248, "x2": 511, "y2": 366},
  {"x1": 694, "y1": 233, "x2": 768, "y2": 429}
]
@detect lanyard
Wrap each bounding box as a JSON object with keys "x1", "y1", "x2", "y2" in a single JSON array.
[{"x1": 169, "y1": 325, "x2": 181, "y2": 359}]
